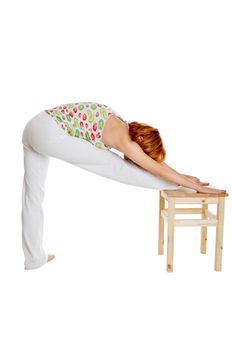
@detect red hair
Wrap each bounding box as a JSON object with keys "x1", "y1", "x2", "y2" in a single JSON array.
[{"x1": 124, "y1": 121, "x2": 166, "y2": 164}]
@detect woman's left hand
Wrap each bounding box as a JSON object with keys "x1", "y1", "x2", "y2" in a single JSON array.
[{"x1": 182, "y1": 174, "x2": 210, "y2": 186}]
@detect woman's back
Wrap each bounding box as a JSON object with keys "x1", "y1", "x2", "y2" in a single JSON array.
[{"x1": 45, "y1": 102, "x2": 128, "y2": 150}]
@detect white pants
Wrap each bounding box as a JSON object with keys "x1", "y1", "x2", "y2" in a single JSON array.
[{"x1": 21, "y1": 111, "x2": 178, "y2": 270}]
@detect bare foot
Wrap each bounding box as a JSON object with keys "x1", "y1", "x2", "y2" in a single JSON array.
[{"x1": 47, "y1": 254, "x2": 55, "y2": 263}]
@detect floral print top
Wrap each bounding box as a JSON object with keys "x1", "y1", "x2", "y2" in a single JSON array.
[{"x1": 45, "y1": 102, "x2": 128, "y2": 150}]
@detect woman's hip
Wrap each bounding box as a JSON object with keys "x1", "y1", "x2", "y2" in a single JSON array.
[{"x1": 22, "y1": 110, "x2": 66, "y2": 151}]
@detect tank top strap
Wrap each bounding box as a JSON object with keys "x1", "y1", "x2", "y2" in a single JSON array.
[{"x1": 115, "y1": 114, "x2": 129, "y2": 126}]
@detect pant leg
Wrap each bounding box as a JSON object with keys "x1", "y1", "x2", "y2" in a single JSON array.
[
  {"x1": 21, "y1": 143, "x2": 49, "y2": 269},
  {"x1": 21, "y1": 111, "x2": 59, "y2": 270}
]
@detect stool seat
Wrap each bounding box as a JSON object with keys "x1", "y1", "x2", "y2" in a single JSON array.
[
  {"x1": 161, "y1": 188, "x2": 228, "y2": 197},
  {"x1": 158, "y1": 187, "x2": 229, "y2": 272}
]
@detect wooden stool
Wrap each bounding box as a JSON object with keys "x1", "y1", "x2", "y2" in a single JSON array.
[{"x1": 158, "y1": 187, "x2": 229, "y2": 272}]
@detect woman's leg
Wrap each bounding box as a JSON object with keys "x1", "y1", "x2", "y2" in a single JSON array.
[
  {"x1": 21, "y1": 111, "x2": 178, "y2": 269},
  {"x1": 21, "y1": 112, "x2": 65, "y2": 269},
  {"x1": 21, "y1": 143, "x2": 50, "y2": 269}
]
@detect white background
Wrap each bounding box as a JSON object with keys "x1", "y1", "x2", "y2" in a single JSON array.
[{"x1": 0, "y1": 0, "x2": 232, "y2": 349}]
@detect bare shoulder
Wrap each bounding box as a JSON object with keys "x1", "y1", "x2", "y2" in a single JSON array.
[{"x1": 102, "y1": 114, "x2": 130, "y2": 149}]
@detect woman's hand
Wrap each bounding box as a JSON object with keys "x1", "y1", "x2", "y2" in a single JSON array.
[
  {"x1": 196, "y1": 186, "x2": 227, "y2": 194},
  {"x1": 183, "y1": 175, "x2": 228, "y2": 194},
  {"x1": 182, "y1": 174, "x2": 210, "y2": 186}
]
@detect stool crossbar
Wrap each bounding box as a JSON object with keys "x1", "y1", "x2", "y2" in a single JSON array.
[{"x1": 158, "y1": 187, "x2": 229, "y2": 272}]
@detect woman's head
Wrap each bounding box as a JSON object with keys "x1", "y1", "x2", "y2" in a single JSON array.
[{"x1": 124, "y1": 121, "x2": 166, "y2": 163}]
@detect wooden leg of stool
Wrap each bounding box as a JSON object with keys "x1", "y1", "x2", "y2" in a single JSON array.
[
  {"x1": 200, "y1": 203, "x2": 208, "y2": 254},
  {"x1": 158, "y1": 191, "x2": 165, "y2": 255},
  {"x1": 215, "y1": 197, "x2": 225, "y2": 272},
  {"x1": 167, "y1": 198, "x2": 175, "y2": 272}
]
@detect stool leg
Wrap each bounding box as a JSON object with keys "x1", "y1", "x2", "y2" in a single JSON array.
[
  {"x1": 215, "y1": 197, "x2": 225, "y2": 272},
  {"x1": 167, "y1": 198, "x2": 175, "y2": 272},
  {"x1": 158, "y1": 191, "x2": 165, "y2": 255},
  {"x1": 200, "y1": 203, "x2": 208, "y2": 254}
]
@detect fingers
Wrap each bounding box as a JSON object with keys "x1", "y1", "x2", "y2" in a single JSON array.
[
  {"x1": 193, "y1": 177, "x2": 209, "y2": 185},
  {"x1": 211, "y1": 188, "x2": 227, "y2": 194},
  {"x1": 197, "y1": 186, "x2": 227, "y2": 194}
]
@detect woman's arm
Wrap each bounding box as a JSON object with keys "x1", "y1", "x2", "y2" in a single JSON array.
[{"x1": 117, "y1": 140, "x2": 202, "y2": 191}]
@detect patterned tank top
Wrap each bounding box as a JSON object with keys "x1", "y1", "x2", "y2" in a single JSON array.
[{"x1": 44, "y1": 102, "x2": 128, "y2": 150}]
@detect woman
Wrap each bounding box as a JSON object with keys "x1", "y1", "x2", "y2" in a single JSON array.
[{"x1": 21, "y1": 101, "x2": 226, "y2": 270}]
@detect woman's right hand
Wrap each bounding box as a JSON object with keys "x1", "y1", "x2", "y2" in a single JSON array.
[{"x1": 196, "y1": 186, "x2": 227, "y2": 194}]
